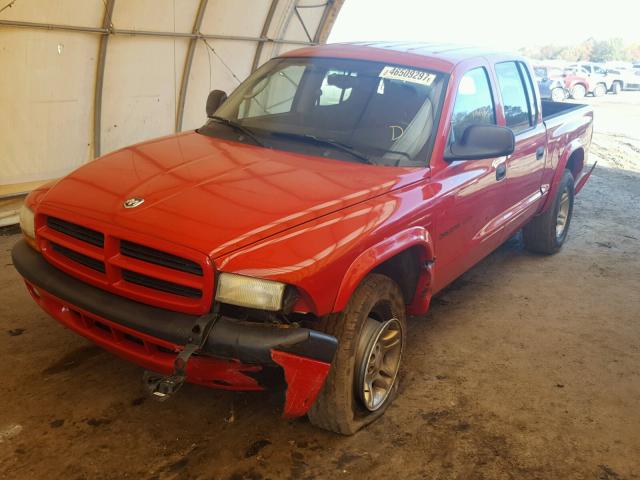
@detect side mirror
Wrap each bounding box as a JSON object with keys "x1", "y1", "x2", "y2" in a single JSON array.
[
  {"x1": 444, "y1": 124, "x2": 515, "y2": 161},
  {"x1": 206, "y1": 90, "x2": 227, "y2": 117}
]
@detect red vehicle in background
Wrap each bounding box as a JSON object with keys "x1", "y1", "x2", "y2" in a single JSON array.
[
  {"x1": 561, "y1": 67, "x2": 592, "y2": 99},
  {"x1": 13, "y1": 42, "x2": 595, "y2": 434}
]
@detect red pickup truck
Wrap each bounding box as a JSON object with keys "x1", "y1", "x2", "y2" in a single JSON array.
[{"x1": 13, "y1": 42, "x2": 594, "y2": 435}]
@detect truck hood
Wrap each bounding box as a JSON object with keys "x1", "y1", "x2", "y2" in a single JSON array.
[{"x1": 40, "y1": 132, "x2": 422, "y2": 258}]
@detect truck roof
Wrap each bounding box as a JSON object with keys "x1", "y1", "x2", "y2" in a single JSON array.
[{"x1": 282, "y1": 41, "x2": 514, "y2": 74}]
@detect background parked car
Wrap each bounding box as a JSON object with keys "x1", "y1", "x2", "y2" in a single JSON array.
[
  {"x1": 566, "y1": 62, "x2": 623, "y2": 95},
  {"x1": 533, "y1": 65, "x2": 567, "y2": 101},
  {"x1": 561, "y1": 68, "x2": 592, "y2": 99},
  {"x1": 606, "y1": 67, "x2": 640, "y2": 91}
]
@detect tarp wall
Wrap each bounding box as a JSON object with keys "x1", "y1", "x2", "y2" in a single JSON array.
[{"x1": 0, "y1": 0, "x2": 343, "y2": 197}]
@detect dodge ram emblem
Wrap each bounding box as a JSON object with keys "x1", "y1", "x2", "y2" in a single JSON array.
[{"x1": 123, "y1": 197, "x2": 144, "y2": 209}]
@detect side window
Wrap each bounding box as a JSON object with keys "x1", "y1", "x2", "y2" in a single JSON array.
[
  {"x1": 495, "y1": 61, "x2": 532, "y2": 133},
  {"x1": 449, "y1": 67, "x2": 496, "y2": 143},
  {"x1": 318, "y1": 70, "x2": 356, "y2": 106},
  {"x1": 238, "y1": 64, "x2": 305, "y2": 119},
  {"x1": 594, "y1": 65, "x2": 606, "y2": 75}
]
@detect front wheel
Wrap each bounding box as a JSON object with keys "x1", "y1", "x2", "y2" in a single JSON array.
[
  {"x1": 523, "y1": 169, "x2": 575, "y2": 254},
  {"x1": 571, "y1": 84, "x2": 586, "y2": 99},
  {"x1": 593, "y1": 83, "x2": 607, "y2": 97},
  {"x1": 307, "y1": 274, "x2": 406, "y2": 435}
]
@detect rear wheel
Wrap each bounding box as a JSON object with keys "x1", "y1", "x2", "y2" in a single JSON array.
[
  {"x1": 307, "y1": 274, "x2": 406, "y2": 435},
  {"x1": 551, "y1": 87, "x2": 566, "y2": 102},
  {"x1": 571, "y1": 84, "x2": 586, "y2": 99},
  {"x1": 593, "y1": 83, "x2": 607, "y2": 97},
  {"x1": 523, "y1": 170, "x2": 574, "y2": 254},
  {"x1": 611, "y1": 82, "x2": 622, "y2": 94}
]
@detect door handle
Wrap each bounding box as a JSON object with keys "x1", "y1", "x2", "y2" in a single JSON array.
[
  {"x1": 536, "y1": 146, "x2": 545, "y2": 160},
  {"x1": 496, "y1": 162, "x2": 506, "y2": 181}
]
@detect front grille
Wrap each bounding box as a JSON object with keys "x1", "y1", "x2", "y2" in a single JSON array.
[
  {"x1": 122, "y1": 269, "x2": 202, "y2": 298},
  {"x1": 51, "y1": 243, "x2": 106, "y2": 273},
  {"x1": 121, "y1": 240, "x2": 203, "y2": 276},
  {"x1": 39, "y1": 214, "x2": 212, "y2": 314},
  {"x1": 47, "y1": 216, "x2": 104, "y2": 247}
]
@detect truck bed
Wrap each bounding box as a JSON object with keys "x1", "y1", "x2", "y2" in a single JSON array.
[{"x1": 541, "y1": 100, "x2": 587, "y2": 121}]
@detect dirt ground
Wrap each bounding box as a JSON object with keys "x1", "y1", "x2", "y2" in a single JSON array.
[{"x1": 1, "y1": 92, "x2": 639, "y2": 480}]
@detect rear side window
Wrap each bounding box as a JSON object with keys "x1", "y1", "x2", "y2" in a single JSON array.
[
  {"x1": 495, "y1": 61, "x2": 532, "y2": 133},
  {"x1": 449, "y1": 67, "x2": 496, "y2": 143}
]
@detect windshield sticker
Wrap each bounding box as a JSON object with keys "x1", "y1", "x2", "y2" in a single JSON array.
[{"x1": 379, "y1": 66, "x2": 436, "y2": 86}]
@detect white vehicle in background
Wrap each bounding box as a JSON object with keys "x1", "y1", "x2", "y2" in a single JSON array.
[
  {"x1": 567, "y1": 62, "x2": 623, "y2": 95},
  {"x1": 604, "y1": 65, "x2": 640, "y2": 91}
]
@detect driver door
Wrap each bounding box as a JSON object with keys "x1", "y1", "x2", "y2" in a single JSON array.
[{"x1": 433, "y1": 66, "x2": 509, "y2": 291}]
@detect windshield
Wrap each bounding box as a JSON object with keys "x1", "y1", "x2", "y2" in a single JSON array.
[{"x1": 198, "y1": 57, "x2": 447, "y2": 167}]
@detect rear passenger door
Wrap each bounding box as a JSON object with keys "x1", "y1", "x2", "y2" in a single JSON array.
[{"x1": 494, "y1": 61, "x2": 547, "y2": 234}]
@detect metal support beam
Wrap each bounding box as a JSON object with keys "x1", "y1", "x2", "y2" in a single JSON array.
[
  {"x1": 93, "y1": 0, "x2": 115, "y2": 158},
  {"x1": 271, "y1": 0, "x2": 299, "y2": 58},
  {"x1": 176, "y1": 0, "x2": 208, "y2": 132},
  {"x1": 314, "y1": 0, "x2": 343, "y2": 44},
  {"x1": 0, "y1": 19, "x2": 315, "y2": 45},
  {"x1": 0, "y1": 19, "x2": 107, "y2": 33},
  {"x1": 251, "y1": 0, "x2": 279, "y2": 73},
  {"x1": 293, "y1": 6, "x2": 313, "y2": 43},
  {"x1": 313, "y1": 0, "x2": 333, "y2": 43}
]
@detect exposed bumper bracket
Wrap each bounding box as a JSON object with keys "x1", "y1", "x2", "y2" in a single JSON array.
[{"x1": 144, "y1": 311, "x2": 220, "y2": 401}]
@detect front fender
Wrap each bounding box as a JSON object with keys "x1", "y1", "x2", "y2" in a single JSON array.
[{"x1": 332, "y1": 226, "x2": 435, "y2": 313}]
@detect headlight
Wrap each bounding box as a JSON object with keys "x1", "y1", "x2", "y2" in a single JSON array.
[
  {"x1": 19, "y1": 204, "x2": 36, "y2": 240},
  {"x1": 215, "y1": 273, "x2": 288, "y2": 311}
]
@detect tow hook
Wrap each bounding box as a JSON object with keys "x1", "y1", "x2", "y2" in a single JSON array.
[
  {"x1": 142, "y1": 311, "x2": 220, "y2": 401},
  {"x1": 142, "y1": 370, "x2": 185, "y2": 401}
]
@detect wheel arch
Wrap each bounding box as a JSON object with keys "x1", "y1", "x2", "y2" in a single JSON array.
[
  {"x1": 541, "y1": 142, "x2": 584, "y2": 213},
  {"x1": 565, "y1": 147, "x2": 584, "y2": 180},
  {"x1": 332, "y1": 227, "x2": 434, "y2": 314}
]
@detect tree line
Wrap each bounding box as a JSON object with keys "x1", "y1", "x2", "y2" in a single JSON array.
[{"x1": 520, "y1": 38, "x2": 640, "y2": 62}]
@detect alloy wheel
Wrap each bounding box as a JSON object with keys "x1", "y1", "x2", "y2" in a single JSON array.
[
  {"x1": 556, "y1": 188, "x2": 570, "y2": 239},
  {"x1": 356, "y1": 317, "x2": 404, "y2": 411}
]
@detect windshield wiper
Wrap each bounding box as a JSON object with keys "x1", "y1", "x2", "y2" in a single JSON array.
[
  {"x1": 271, "y1": 132, "x2": 373, "y2": 165},
  {"x1": 209, "y1": 116, "x2": 264, "y2": 147}
]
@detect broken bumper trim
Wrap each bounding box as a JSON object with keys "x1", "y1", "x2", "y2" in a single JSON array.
[{"x1": 12, "y1": 240, "x2": 337, "y2": 415}]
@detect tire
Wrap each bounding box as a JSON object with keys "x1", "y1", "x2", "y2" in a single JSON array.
[
  {"x1": 611, "y1": 82, "x2": 622, "y2": 94},
  {"x1": 592, "y1": 83, "x2": 607, "y2": 97},
  {"x1": 571, "y1": 84, "x2": 586, "y2": 99},
  {"x1": 307, "y1": 273, "x2": 406, "y2": 435},
  {"x1": 523, "y1": 169, "x2": 574, "y2": 254},
  {"x1": 551, "y1": 87, "x2": 566, "y2": 102}
]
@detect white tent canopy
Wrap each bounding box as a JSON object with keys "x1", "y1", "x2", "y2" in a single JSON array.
[{"x1": 0, "y1": 0, "x2": 343, "y2": 193}]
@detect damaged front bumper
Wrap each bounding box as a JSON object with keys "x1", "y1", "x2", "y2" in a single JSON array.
[{"x1": 12, "y1": 240, "x2": 337, "y2": 417}]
